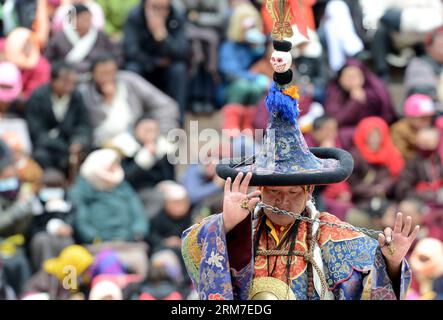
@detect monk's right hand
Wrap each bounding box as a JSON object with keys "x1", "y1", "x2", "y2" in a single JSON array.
[{"x1": 222, "y1": 172, "x2": 261, "y2": 233}]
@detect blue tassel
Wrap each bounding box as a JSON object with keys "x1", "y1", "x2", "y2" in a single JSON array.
[{"x1": 265, "y1": 83, "x2": 299, "y2": 124}]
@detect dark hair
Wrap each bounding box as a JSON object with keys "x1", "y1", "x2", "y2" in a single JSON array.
[
  {"x1": 368, "y1": 198, "x2": 393, "y2": 218},
  {"x1": 73, "y1": 4, "x2": 90, "y2": 16},
  {"x1": 51, "y1": 60, "x2": 75, "y2": 80},
  {"x1": 313, "y1": 115, "x2": 335, "y2": 131},
  {"x1": 135, "y1": 114, "x2": 156, "y2": 127},
  {"x1": 90, "y1": 52, "x2": 118, "y2": 72}
]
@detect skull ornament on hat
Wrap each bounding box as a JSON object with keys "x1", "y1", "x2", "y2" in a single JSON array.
[{"x1": 270, "y1": 51, "x2": 292, "y2": 73}]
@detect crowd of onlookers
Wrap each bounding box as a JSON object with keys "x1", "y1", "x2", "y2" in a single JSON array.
[{"x1": 0, "y1": 0, "x2": 443, "y2": 300}]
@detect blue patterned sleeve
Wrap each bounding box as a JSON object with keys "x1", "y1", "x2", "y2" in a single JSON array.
[
  {"x1": 367, "y1": 248, "x2": 412, "y2": 300},
  {"x1": 181, "y1": 214, "x2": 235, "y2": 300}
]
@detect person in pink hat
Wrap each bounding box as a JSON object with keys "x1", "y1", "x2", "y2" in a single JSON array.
[
  {"x1": 3, "y1": 27, "x2": 51, "y2": 103},
  {"x1": 0, "y1": 62, "x2": 23, "y2": 117},
  {"x1": 391, "y1": 94, "x2": 437, "y2": 161}
]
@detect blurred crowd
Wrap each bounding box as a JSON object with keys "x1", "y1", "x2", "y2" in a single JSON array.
[{"x1": 0, "y1": 0, "x2": 443, "y2": 300}]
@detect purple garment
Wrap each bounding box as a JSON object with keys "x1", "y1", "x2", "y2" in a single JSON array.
[
  {"x1": 89, "y1": 249, "x2": 126, "y2": 279},
  {"x1": 325, "y1": 59, "x2": 396, "y2": 129}
]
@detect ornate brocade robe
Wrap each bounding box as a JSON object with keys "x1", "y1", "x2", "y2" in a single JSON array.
[{"x1": 181, "y1": 204, "x2": 411, "y2": 300}]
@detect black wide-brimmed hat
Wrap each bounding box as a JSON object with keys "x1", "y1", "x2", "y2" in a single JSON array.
[
  {"x1": 216, "y1": 84, "x2": 354, "y2": 186},
  {"x1": 216, "y1": 42, "x2": 354, "y2": 186}
]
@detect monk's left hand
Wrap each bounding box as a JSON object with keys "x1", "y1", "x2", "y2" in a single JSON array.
[{"x1": 378, "y1": 212, "x2": 420, "y2": 266}]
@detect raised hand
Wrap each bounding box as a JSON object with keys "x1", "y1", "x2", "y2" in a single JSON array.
[
  {"x1": 378, "y1": 212, "x2": 420, "y2": 267},
  {"x1": 222, "y1": 172, "x2": 261, "y2": 233}
]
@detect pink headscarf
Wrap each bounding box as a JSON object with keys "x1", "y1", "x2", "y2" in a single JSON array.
[{"x1": 0, "y1": 62, "x2": 23, "y2": 102}]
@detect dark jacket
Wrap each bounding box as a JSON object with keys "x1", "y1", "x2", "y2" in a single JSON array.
[
  {"x1": 395, "y1": 153, "x2": 443, "y2": 204},
  {"x1": 347, "y1": 148, "x2": 397, "y2": 205},
  {"x1": 0, "y1": 196, "x2": 37, "y2": 238},
  {"x1": 45, "y1": 30, "x2": 117, "y2": 75},
  {"x1": 122, "y1": 156, "x2": 174, "y2": 192},
  {"x1": 28, "y1": 197, "x2": 75, "y2": 239},
  {"x1": 148, "y1": 210, "x2": 191, "y2": 253},
  {"x1": 123, "y1": 3, "x2": 189, "y2": 75},
  {"x1": 25, "y1": 84, "x2": 92, "y2": 154}
]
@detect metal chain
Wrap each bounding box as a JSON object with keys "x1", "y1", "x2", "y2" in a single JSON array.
[{"x1": 256, "y1": 202, "x2": 382, "y2": 240}]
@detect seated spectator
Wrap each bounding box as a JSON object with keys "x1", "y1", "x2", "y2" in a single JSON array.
[
  {"x1": 372, "y1": 0, "x2": 443, "y2": 81},
  {"x1": 180, "y1": 161, "x2": 224, "y2": 206},
  {"x1": 52, "y1": 0, "x2": 105, "y2": 33},
  {"x1": 219, "y1": 2, "x2": 268, "y2": 136},
  {"x1": 79, "y1": 53, "x2": 179, "y2": 148},
  {"x1": 325, "y1": 59, "x2": 396, "y2": 149},
  {"x1": 45, "y1": 4, "x2": 117, "y2": 81},
  {"x1": 25, "y1": 61, "x2": 92, "y2": 175},
  {"x1": 188, "y1": 135, "x2": 256, "y2": 223},
  {"x1": 395, "y1": 127, "x2": 443, "y2": 206},
  {"x1": 28, "y1": 168, "x2": 75, "y2": 271},
  {"x1": 0, "y1": 140, "x2": 38, "y2": 297},
  {"x1": 25, "y1": 244, "x2": 94, "y2": 300},
  {"x1": 123, "y1": 0, "x2": 189, "y2": 123},
  {"x1": 322, "y1": 0, "x2": 364, "y2": 73},
  {"x1": 304, "y1": 115, "x2": 341, "y2": 148},
  {"x1": 397, "y1": 198, "x2": 426, "y2": 241},
  {"x1": 89, "y1": 279, "x2": 123, "y2": 300},
  {"x1": 404, "y1": 27, "x2": 443, "y2": 106},
  {"x1": 178, "y1": 0, "x2": 228, "y2": 34},
  {"x1": 114, "y1": 115, "x2": 176, "y2": 192},
  {"x1": 3, "y1": 27, "x2": 51, "y2": 103},
  {"x1": 409, "y1": 238, "x2": 443, "y2": 300},
  {"x1": 96, "y1": 0, "x2": 140, "y2": 40},
  {"x1": 148, "y1": 181, "x2": 191, "y2": 256},
  {"x1": 1, "y1": 132, "x2": 43, "y2": 194},
  {"x1": 347, "y1": 117, "x2": 404, "y2": 226},
  {"x1": 391, "y1": 94, "x2": 436, "y2": 161},
  {"x1": 124, "y1": 251, "x2": 184, "y2": 300},
  {"x1": 366, "y1": 199, "x2": 398, "y2": 232},
  {"x1": 70, "y1": 149, "x2": 149, "y2": 278},
  {"x1": 0, "y1": 1, "x2": 21, "y2": 37},
  {"x1": 89, "y1": 272, "x2": 143, "y2": 299},
  {"x1": 178, "y1": 0, "x2": 229, "y2": 114},
  {"x1": 190, "y1": 192, "x2": 224, "y2": 225},
  {"x1": 0, "y1": 61, "x2": 24, "y2": 118},
  {"x1": 305, "y1": 116, "x2": 353, "y2": 221}
]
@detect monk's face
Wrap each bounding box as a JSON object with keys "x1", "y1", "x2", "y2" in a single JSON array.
[{"x1": 260, "y1": 186, "x2": 309, "y2": 226}]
